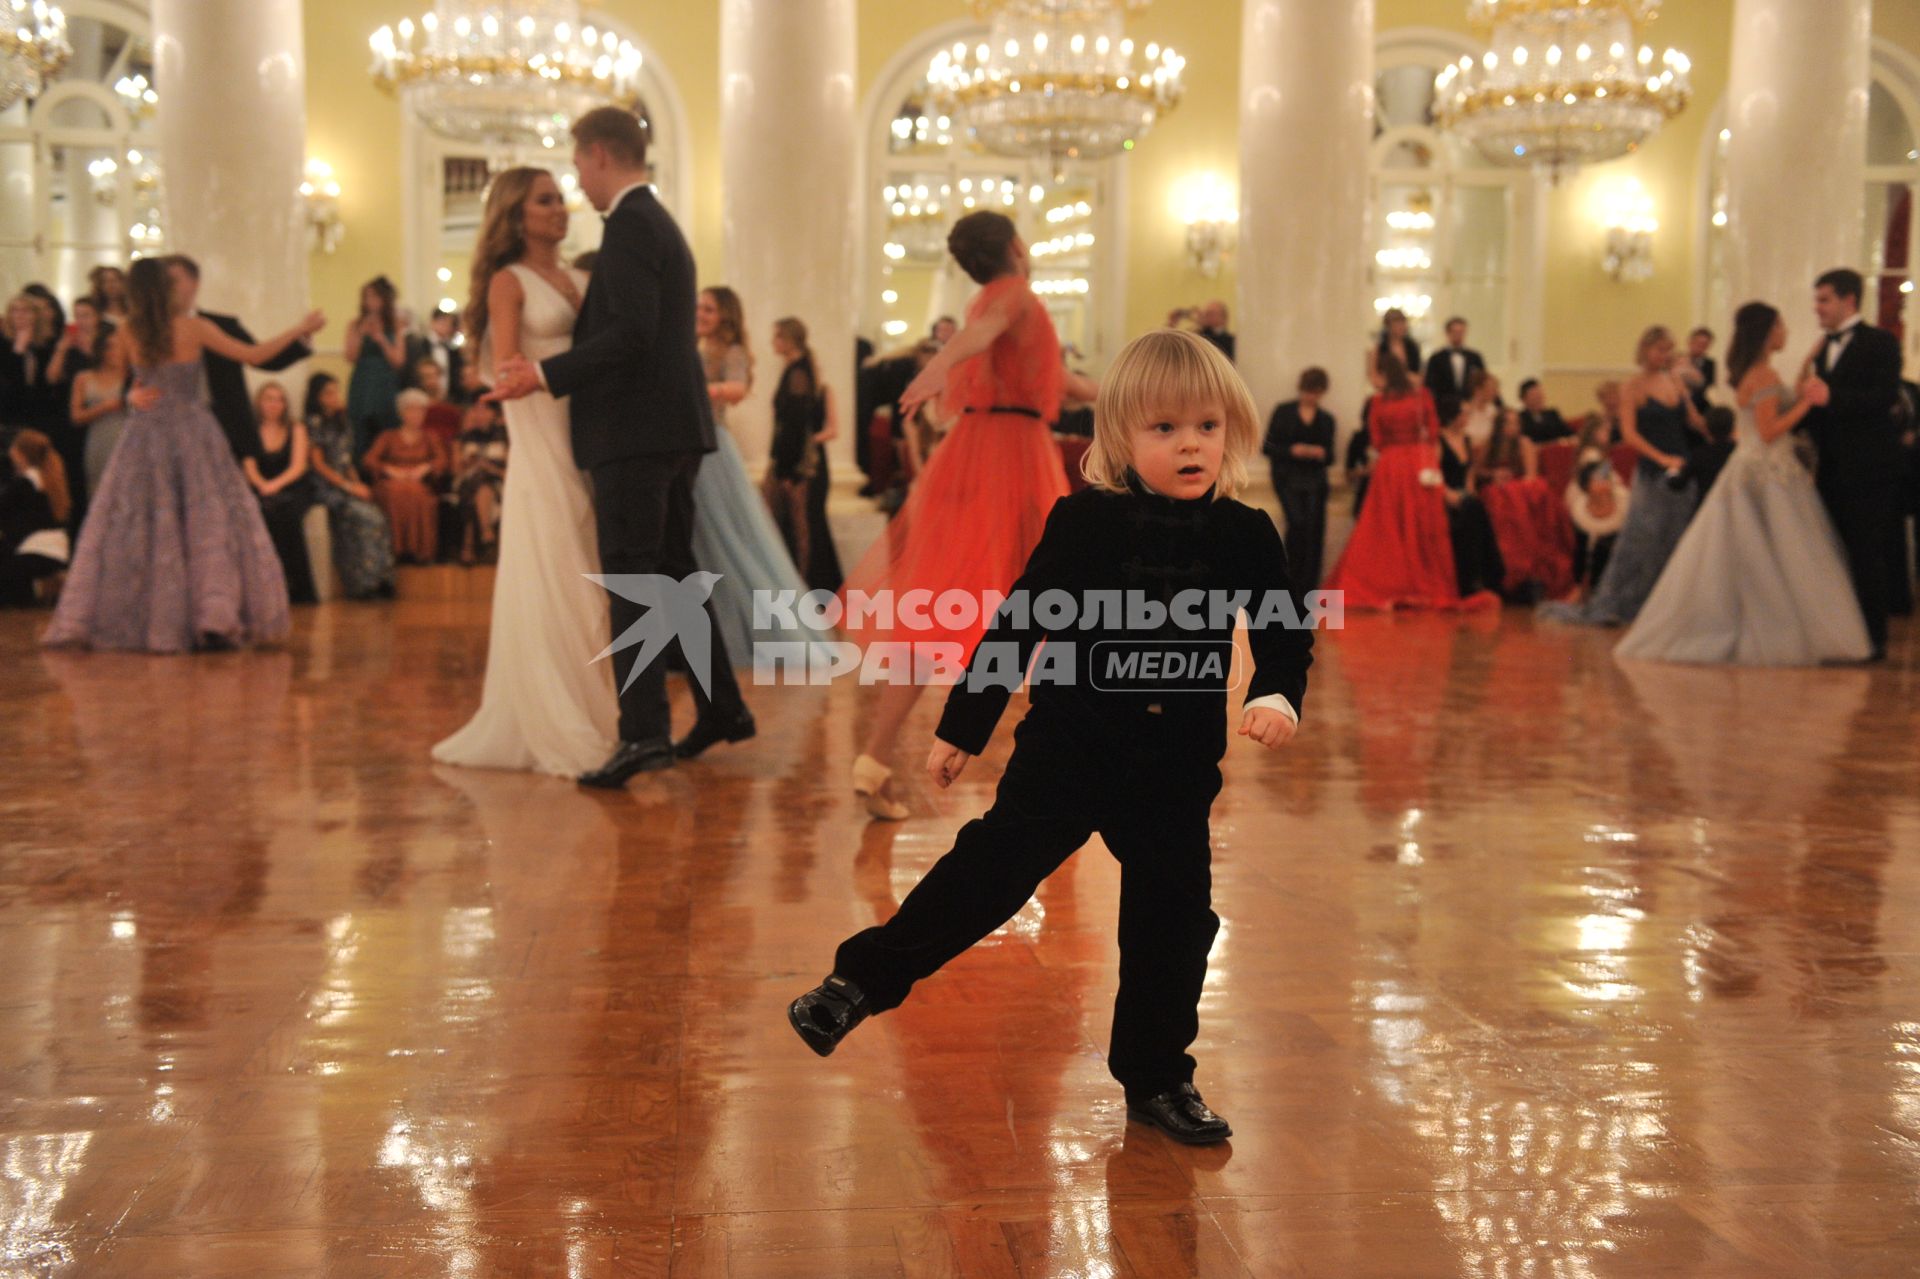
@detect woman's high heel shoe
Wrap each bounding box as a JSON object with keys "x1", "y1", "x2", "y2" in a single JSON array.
[{"x1": 852, "y1": 753, "x2": 910, "y2": 821}]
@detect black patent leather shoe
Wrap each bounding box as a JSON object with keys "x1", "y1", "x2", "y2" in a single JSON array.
[
  {"x1": 673, "y1": 708, "x2": 757, "y2": 760},
  {"x1": 577, "y1": 738, "x2": 675, "y2": 789},
  {"x1": 788, "y1": 973, "x2": 870, "y2": 1057},
  {"x1": 1128, "y1": 1083, "x2": 1232, "y2": 1145}
]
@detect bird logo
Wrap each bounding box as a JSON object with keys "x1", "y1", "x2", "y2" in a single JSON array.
[{"x1": 586, "y1": 572, "x2": 724, "y2": 698}]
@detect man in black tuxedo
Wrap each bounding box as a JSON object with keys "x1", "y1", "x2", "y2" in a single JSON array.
[
  {"x1": 1801, "y1": 268, "x2": 1905, "y2": 659},
  {"x1": 1423, "y1": 316, "x2": 1485, "y2": 401},
  {"x1": 165, "y1": 255, "x2": 311, "y2": 460},
  {"x1": 489, "y1": 107, "x2": 752, "y2": 786}
]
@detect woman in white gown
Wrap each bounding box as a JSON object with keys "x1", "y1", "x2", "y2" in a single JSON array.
[
  {"x1": 433, "y1": 168, "x2": 618, "y2": 775},
  {"x1": 1616, "y1": 301, "x2": 1872, "y2": 666}
]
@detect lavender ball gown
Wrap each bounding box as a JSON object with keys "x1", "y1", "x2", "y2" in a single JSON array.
[{"x1": 43, "y1": 358, "x2": 291, "y2": 653}]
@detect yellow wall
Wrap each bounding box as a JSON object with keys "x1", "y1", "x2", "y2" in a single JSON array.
[{"x1": 299, "y1": 1, "x2": 1920, "y2": 413}]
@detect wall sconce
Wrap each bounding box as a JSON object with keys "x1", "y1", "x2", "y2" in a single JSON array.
[
  {"x1": 1597, "y1": 177, "x2": 1656, "y2": 283},
  {"x1": 301, "y1": 159, "x2": 343, "y2": 255},
  {"x1": 1174, "y1": 172, "x2": 1238, "y2": 278}
]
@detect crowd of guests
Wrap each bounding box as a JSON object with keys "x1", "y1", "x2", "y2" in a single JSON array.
[
  {"x1": 0, "y1": 263, "x2": 530, "y2": 611},
  {"x1": 1267, "y1": 289, "x2": 1918, "y2": 664}
]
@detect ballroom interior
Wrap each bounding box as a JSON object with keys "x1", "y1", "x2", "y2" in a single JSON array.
[{"x1": 3, "y1": 0, "x2": 1920, "y2": 1275}]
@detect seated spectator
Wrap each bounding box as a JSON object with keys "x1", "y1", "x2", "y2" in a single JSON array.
[
  {"x1": 1567, "y1": 458, "x2": 1630, "y2": 601},
  {"x1": 241, "y1": 382, "x2": 317, "y2": 604},
  {"x1": 456, "y1": 357, "x2": 488, "y2": 404},
  {"x1": 452, "y1": 400, "x2": 508, "y2": 565},
  {"x1": 411, "y1": 356, "x2": 464, "y2": 450},
  {"x1": 305, "y1": 373, "x2": 395, "y2": 599},
  {"x1": 1461, "y1": 367, "x2": 1502, "y2": 446},
  {"x1": 1436, "y1": 394, "x2": 1507, "y2": 598},
  {"x1": 0, "y1": 429, "x2": 70, "y2": 605},
  {"x1": 365, "y1": 389, "x2": 449, "y2": 565},
  {"x1": 1516, "y1": 378, "x2": 1574, "y2": 443},
  {"x1": 1475, "y1": 407, "x2": 1575, "y2": 600}
]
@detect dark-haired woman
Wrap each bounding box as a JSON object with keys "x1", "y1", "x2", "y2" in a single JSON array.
[
  {"x1": 838, "y1": 209, "x2": 1099, "y2": 819},
  {"x1": 345, "y1": 275, "x2": 407, "y2": 459},
  {"x1": 1365, "y1": 308, "x2": 1421, "y2": 394},
  {"x1": 1323, "y1": 355, "x2": 1495, "y2": 610},
  {"x1": 44, "y1": 256, "x2": 324, "y2": 651},
  {"x1": 1616, "y1": 303, "x2": 1870, "y2": 664},
  {"x1": 305, "y1": 372, "x2": 395, "y2": 599}
]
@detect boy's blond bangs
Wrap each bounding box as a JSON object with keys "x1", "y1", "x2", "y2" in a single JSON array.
[{"x1": 1083, "y1": 329, "x2": 1259, "y2": 498}]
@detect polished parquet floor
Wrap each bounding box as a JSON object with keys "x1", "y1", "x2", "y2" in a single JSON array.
[{"x1": 1, "y1": 562, "x2": 1917, "y2": 1277}]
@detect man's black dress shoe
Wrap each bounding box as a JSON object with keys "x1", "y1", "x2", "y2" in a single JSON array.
[
  {"x1": 577, "y1": 738, "x2": 675, "y2": 789},
  {"x1": 1128, "y1": 1083, "x2": 1232, "y2": 1145},
  {"x1": 788, "y1": 974, "x2": 869, "y2": 1057},
  {"x1": 673, "y1": 708, "x2": 757, "y2": 760}
]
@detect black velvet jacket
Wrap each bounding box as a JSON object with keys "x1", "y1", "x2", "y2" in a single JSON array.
[{"x1": 935, "y1": 472, "x2": 1314, "y2": 760}]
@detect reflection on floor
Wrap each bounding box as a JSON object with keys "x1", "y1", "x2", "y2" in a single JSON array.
[{"x1": 0, "y1": 580, "x2": 1915, "y2": 1277}]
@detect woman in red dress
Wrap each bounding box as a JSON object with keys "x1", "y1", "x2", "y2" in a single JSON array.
[
  {"x1": 1323, "y1": 354, "x2": 1497, "y2": 611},
  {"x1": 839, "y1": 211, "x2": 1098, "y2": 819}
]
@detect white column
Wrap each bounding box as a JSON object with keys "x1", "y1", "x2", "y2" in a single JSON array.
[
  {"x1": 1724, "y1": 0, "x2": 1872, "y2": 319},
  {"x1": 51, "y1": 23, "x2": 123, "y2": 300},
  {"x1": 1238, "y1": 0, "x2": 1375, "y2": 442},
  {"x1": 0, "y1": 103, "x2": 32, "y2": 290},
  {"x1": 720, "y1": 0, "x2": 858, "y2": 472},
  {"x1": 151, "y1": 0, "x2": 309, "y2": 336}
]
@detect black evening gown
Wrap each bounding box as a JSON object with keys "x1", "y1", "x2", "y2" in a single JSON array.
[{"x1": 256, "y1": 432, "x2": 317, "y2": 605}]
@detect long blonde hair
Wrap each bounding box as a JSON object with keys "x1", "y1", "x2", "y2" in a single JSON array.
[
  {"x1": 1084, "y1": 329, "x2": 1258, "y2": 499},
  {"x1": 466, "y1": 167, "x2": 549, "y2": 348}
]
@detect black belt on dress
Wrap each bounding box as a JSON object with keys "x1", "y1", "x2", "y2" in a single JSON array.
[{"x1": 962, "y1": 405, "x2": 1044, "y2": 420}]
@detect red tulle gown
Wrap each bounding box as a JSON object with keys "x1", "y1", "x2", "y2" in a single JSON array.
[
  {"x1": 1324, "y1": 388, "x2": 1496, "y2": 611},
  {"x1": 839, "y1": 275, "x2": 1069, "y2": 662}
]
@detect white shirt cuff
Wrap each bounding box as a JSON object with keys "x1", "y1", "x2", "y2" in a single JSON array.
[
  {"x1": 1244, "y1": 693, "x2": 1298, "y2": 726},
  {"x1": 534, "y1": 360, "x2": 549, "y2": 392}
]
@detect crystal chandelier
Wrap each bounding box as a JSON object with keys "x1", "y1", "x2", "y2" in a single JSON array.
[
  {"x1": 369, "y1": 0, "x2": 643, "y2": 149},
  {"x1": 1434, "y1": 0, "x2": 1689, "y2": 179},
  {"x1": 927, "y1": 0, "x2": 1184, "y2": 180},
  {"x1": 1, "y1": 0, "x2": 70, "y2": 112}
]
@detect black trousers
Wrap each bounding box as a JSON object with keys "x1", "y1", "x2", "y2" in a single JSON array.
[
  {"x1": 1272, "y1": 469, "x2": 1329, "y2": 591},
  {"x1": 834, "y1": 711, "x2": 1223, "y2": 1101},
  {"x1": 590, "y1": 450, "x2": 744, "y2": 743},
  {"x1": 1820, "y1": 467, "x2": 1900, "y2": 650}
]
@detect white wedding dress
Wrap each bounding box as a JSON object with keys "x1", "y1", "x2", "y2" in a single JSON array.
[
  {"x1": 1615, "y1": 383, "x2": 1872, "y2": 666},
  {"x1": 432, "y1": 264, "x2": 619, "y2": 775}
]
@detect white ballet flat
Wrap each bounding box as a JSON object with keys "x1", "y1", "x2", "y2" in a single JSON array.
[{"x1": 851, "y1": 753, "x2": 910, "y2": 822}]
